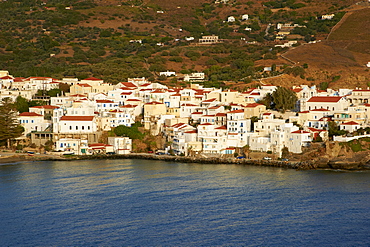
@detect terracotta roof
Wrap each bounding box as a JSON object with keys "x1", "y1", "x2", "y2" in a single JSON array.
[
  {"x1": 19, "y1": 112, "x2": 43, "y2": 117},
  {"x1": 145, "y1": 101, "x2": 163, "y2": 105},
  {"x1": 191, "y1": 112, "x2": 203, "y2": 114},
  {"x1": 0, "y1": 76, "x2": 13, "y2": 79},
  {"x1": 199, "y1": 123, "x2": 213, "y2": 126},
  {"x1": 208, "y1": 106, "x2": 220, "y2": 109},
  {"x1": 215, "y1": 125, "x2": 227, "y2": 130},
  {"x1": 263, "y1": 113, "x2": 272, "y2": 115},
  {"x1": 307, "y1": 96, "x2": 342, "y2": 103},
  {"x1": 119, "y1": 87, "x2": 133, "y2": 91},
  {"x1": 77, "y1": 83, "x2": 92, "y2": 87},
  {"x1": 30, "y1": 105, "x2": 59, "y2": 109},
  {"x1": 291, "y1": 130, "x2": 310, "y2": 134},
  {"x1": 341, "y1": 121, "x2": 359, "y2": 125},
  {"x1": 311, "y1": 108, "x2": 330, "y2": 111},
  {"x1": 215, "y1": 113, "x2": 227, "y2": 117},
  {"x1": 184, "y1": 130, "x2": 197, "y2": 134},
  {"x1": 96, "y1": 100, "x2": 114, "y2": 103},
  {"x1": 308, "y1": 127, "x2": 326, "y2": 132},
  {"x1": 245, "y1": 103, "x2": 263, "y2": 108},
  {"x1": 151, "y1": 89, "x2": 167, "y2": 94},
  {"x1": 60, "y1": 116, "x2": 94, "y2": 121},
  {"x1": 120, "y1": 82, "x2": 137, "y2": 88},
  {"x1": 120, "y1": 105, "x2": 135, "y2": 108},
  {"x1": 172, "y1": 123, "x2": 187, "y2": 128},
  {"x1": 202, "y1": 98, "x2": 217, "y2": 103},
  {"x1": 227, "y1": 109, "x2": 244, "y2": 114},
  {"x1": 70, "y1": 94, "x2": 86, "y2": 97},
  {"x1": 14, "y1": 78, "x2": 26, "y2": 82}
]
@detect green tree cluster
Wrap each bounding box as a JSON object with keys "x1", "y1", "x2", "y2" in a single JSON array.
[
  {"x1": 0, "y1": 98, "x2": 24, "y2": 147},
  {"x1": 261, "y1": 87, "x2": 298, "y2": 113},
  {"x1": 114, "y1": 122, "x2": 144, "y2": 140}
]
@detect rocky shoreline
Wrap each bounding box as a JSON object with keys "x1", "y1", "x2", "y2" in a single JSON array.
[{"x1": 2, "y1": 153, "x2": 369, "y2": 171}]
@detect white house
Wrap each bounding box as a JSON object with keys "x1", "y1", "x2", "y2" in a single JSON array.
[
  {"x1": 55, "y1": 138, "x2": 88, "y2": 155},
  {"x1": 227, "y1": 16, "x2": 236, "y2": 22},
  {"x1": 55, "y1": 116, "x2": 97, "y2": 133},
  {"x1": 183, "y1": 73, "x2": 205, "y2": 82},
  {"x1": 340, "y1": 121, "x2": 361, "y2": 133},
  {"x1": 241, "y1": 14, "x2": 249, "y2": 21},
  {"x1": 304, "y1": 96, "x2": 349, "y2": 112},
  {"x1": 108, "y1": 137, "x2": 132, "y2": 154},
  {"x1": 159, "y1": 71, "x2": 176, "y2": 77},
  {"x1": 18, "y1": 112, "x2": 50, "y2": 135}
]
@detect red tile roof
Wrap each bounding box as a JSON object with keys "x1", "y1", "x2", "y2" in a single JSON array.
[
  {"x1": 341, "y1": 121, "x2": 359, "y2": 125},
  {"x1": 202, "y1": 98, "x2": 217, "y2": 103},
  {"x1": 307, "y1": 96, "x2": 342, "y2": 103},
  {"x1": 308, "y1": 127, "x2": 326, "y2": 132},
  {"x1": 96, "y1": 100, "x2": 114, "y2": 103},
  {"x1": 215, "y1": 125, "x2": 227, "y2": 130},
  {"x1": 227, "y1": 109, "x2": 244, "y2": 114},
  {"x1": 245, "y1": 103, "x2": 264, "y2": 108},
  {"x1": 291, "y1": 130, "x2": 310, "y2": 134},
  {"x1": 120, "y1": 82, "x2": 137, "y2": 88},
  {"x1": 184, "y1": 130, "x2": 197, "y2": 134},
  {"x1": 77, "y1": 83, "x2": 92, "y2": 87},
  {"x1": 60, "y1": 116, "x2": 94, "y2": 121},
  {"x1": 19, "y1": 112, "x2": 43, "y2": 117},
  {"x1": 30, "y1": 105, "x2": 59, "y2": 109},
  {"x1": 145, "y1": 101, "x2": 163, "y2": 105}
]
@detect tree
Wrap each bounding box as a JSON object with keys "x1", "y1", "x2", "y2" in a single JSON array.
[
  {"x1": 259, "y1": 93, "x2": 274, "y2": 109},
  {"x1": 0, "y1": 98, "x2": 24, "y2": 147},
  {"x1": 328, "y1": 121, "x2": 347, "y2": 138},
  {"x1": 281, "y1": 146, "x2": 289, "y2": 159},
  {"x1": 15, "y1": 96, "x2": 29, "y2": 113},
  {"x1": 114, "y1": 123, "x2": 144, "y2": 140},
  {"x1": 271, "y1": 87, "x2": 298, "y2": 113}
]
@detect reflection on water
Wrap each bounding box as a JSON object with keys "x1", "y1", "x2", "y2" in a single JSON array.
[{"x1": 0, "y1": 159, "x2": 369, "y2": 246}]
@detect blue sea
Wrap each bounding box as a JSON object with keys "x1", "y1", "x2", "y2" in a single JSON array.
[{"x1": 0, "y1": 159, "x2": 369, "y2": 246}]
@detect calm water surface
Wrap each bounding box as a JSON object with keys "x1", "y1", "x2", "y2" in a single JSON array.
[{"x1": 0, "y1": 159, "x2": 369, "y2": 246}]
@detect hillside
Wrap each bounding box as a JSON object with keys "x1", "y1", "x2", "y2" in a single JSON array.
[{"x1": 0, "y1": 0, "x2": 368, "y2": 89}]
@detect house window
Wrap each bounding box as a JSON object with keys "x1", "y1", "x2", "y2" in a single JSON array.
[
  {"x1": 88, "y1": 126, "x2": 90, "y2": 130},
  {"x1": 70, "y1": 126, "x2": 72, "y2": 130}
]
